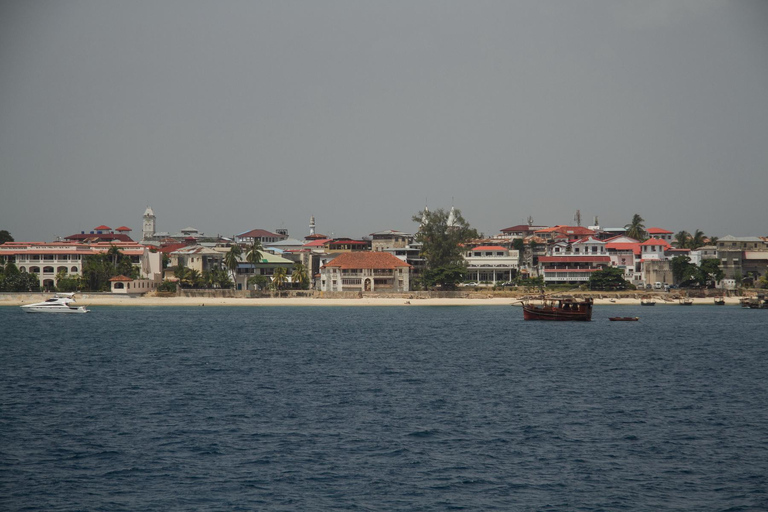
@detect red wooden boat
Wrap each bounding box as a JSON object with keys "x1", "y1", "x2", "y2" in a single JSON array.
[{"x1": 521, "y1": 296, "x2": 593, "y2": 321}]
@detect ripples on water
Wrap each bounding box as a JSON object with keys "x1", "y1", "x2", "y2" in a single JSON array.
[{"x1": 1, "y1": 305, "x2": 767, "y2": 511}]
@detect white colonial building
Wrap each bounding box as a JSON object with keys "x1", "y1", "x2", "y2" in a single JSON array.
[{"x1": 463, "y1": 245, "x2": 519, "y2": 284}]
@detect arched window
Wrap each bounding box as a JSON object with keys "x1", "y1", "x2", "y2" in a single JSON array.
[
  {"x1": 114, "y1": 282, "x2": 125, "y2": 289},
  {"x1": 57, "y1": 266, "x2": 67, "y2": 274},
  {"x1": 30, "y1": 266, "x2": 40, "y2": 273},
  {"x1": 43, "y1": 266, "x2": 54, "y2": 274},
  {"x1": 19, "y1": 266, "x2": 26, "y2": 272},
  {"x1": 71, "y1": 266, "x2": 78, "y2": 273}
]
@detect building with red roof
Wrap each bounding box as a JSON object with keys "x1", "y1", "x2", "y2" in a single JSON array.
[{"x1": 320, "y1": 252, "x2": 411, "y2": 292}]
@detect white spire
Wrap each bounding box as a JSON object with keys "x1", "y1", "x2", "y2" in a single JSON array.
[
  {"x1": 447, "y1": 205, "x2": 457, "y2": 228},
  {"x1": 309, "y1": 215, "x2": 316, "y2": 236},
  {"x1": 420, "y1": 205, "x2": 429, "y2": 227}
]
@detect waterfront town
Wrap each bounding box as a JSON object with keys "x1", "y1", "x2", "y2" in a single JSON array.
[{"x1": 1, "y1": 206, "x2": 767, "y2": 297}]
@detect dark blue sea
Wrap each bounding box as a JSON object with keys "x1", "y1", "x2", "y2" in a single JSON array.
[{"x1": 1, "y1": 305, "x2": 767, "y2": 511}]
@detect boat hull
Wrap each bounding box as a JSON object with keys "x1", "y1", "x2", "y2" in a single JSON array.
[
  {"x1": 21, "y1": 306, "x2": 89, "y2": 314},
  {"x1": 522, "y1": 305, "x2": 592, "y2": 321}
]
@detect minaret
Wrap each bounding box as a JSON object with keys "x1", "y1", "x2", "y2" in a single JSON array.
[
  {"x1": 420, "y1": 205, "x2": 429, "y2": 229},
  {"x1": 309, "y1": 216, "x2": 316, "y2": 237},
  {"x1": 142, "y1": 206, "x2": 156, "y2": 241},
  {"x1": 447, "y1": 205, "x2": 457, "y2": 228}
]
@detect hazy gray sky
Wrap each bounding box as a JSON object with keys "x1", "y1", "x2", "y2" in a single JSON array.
[{"x1": 2, "y1": 0, "x2": 767, "y2": 242}]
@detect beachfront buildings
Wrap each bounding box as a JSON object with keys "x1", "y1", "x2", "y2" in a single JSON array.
[
  {"x1": 463, "y1": 245, "x2": 519, "y2": 284},
  {"x1": 0, "y1": 241, "x2": 162, "y2": 289},
  {"x1": 319, "y1": 252, "x2": 411, "y2": 292}
]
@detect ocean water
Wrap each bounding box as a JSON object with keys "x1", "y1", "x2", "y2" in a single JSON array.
[{"x1": 1, "y1": 304, "x2": 767, "y2": 511}]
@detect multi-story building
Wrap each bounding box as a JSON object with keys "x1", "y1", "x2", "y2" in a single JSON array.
[
  {"x1": 319, "y1": 252, "x2": 411, "y2": 292},
  {"x1": 463, "y1": 245, "x2": 519, "y2": 284},
  {"x1": 0, "y1": 241, "x2": 161, "y2": 289}
]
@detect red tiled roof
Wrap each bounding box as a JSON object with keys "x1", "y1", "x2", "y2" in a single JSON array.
[
  {"x1": 109, "y1": 275, "x2": 133, "y2": 282},
  {"x1": 303, "y1": 239, "x2": 331, "y2": 247},
  {"x1": 94, "y1": 225, "x2": 112, "y2": 230},
  {"x1": 640, "y1": 238, "x2": 671, "y2": 247},
  {"x1": 158, "y1": 243, "x2": 189, "y2": 254},
  {"x1": 471, "y1": 246, "x2": 508, "y2": 252},
  {"x1": 323, "y1": 252, "x2": 411, "y2": 269},
  {"x1": 605, "y1": 242, "x2": 642, "y2": 256},
  {"x1": 64, "y1": 233, "x2": 134, "y2": 242},
  {"x1": 647, "y1": 227, "x2": 673, "y2": 234},
  {"x1": 115, "y1": 226, "x2": 132, "y2": 232}
]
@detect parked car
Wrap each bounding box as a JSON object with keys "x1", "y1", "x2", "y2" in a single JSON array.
[{"x1": 458, "y1": 282, "x2": 479, "y2": 287}]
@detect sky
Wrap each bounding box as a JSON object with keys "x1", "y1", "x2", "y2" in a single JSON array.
[{"x1": 1, "y1": 0, "x2": 767, "y2": 242}]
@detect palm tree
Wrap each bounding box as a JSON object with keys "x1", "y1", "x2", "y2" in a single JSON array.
[
  {"x1": 245, "y1": 241, "x2": 263, "y2": 266},
  {"x1": 272, "y1": 266, "x2": 288, "y2": 290},
  {"x1": 224, "y1": 244, "x2": 242, "y2": 286},
  {"x1": 291, "y1": 262, "x2": 308, "y2": 289},
  {"x1": 674, "y1": 230, "x2": 691, "y2": 249},
  {"x1": 690, "y1": 229, "x2": 706, "y2": 249},
  {"x1": 624, "y1": 214, "x2": 647, "y2": 241}
]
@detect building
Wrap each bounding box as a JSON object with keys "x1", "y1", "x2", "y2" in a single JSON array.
[
  {"x1": 233, "y1": 252, "x2": 295, "y2": 291},
  {"x1": 370, "y1": 230, "x2": 413, "y2": 251},
  {"x1": 463, "y1": 245, "x2": 519, "y2": 284},
  {"x1": 167, "y1": 245, "x2": 224, "y2": 274},
  {"x1": 64, "y1": 225, "x2": 134, "y2": 243},
  {"x1": 499, "y1": 224, "x2": 549, "y2": 239},
  {"x1": 0, "y1": 241, "x2": 162, "y2": 290},
  {"x1": 646, "y1": 227, "x2": 674, "y2": 243},
  {"x1": 320, "y1": 252, "x2": 411, "y2": 292},
  {"x1": 235, "y1": 229, "x2": 289, "y2": 245},
  {"x1": 538, "y1": 255, "x2": 611, "y2": 285},
  {"x1": 716, "y1": 236, "x2": 768, "y2": 282}
]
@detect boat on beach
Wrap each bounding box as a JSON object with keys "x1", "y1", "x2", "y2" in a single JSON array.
[
  {"x1": 520, "y1": 296, "x2": 593, "y2": 321},
  {"x1": 640, "y1": 297, "x2": 656, "y2": 306},
  {"x1": 20, "y1": 293, "x2": 89, "y2": 314},
  {"x1": 679, "y1": 297, "x2": 694, "y2": 306},
  {"x1": 714, "y1": 297, "x2": 725, "y2": 306}
]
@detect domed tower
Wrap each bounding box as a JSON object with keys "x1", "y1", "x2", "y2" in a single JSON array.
[{"x1": 142, "y1": 206, "x2": 156, "y2": 241}]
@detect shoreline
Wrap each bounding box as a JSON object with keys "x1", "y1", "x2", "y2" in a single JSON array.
[{"x1": 0, "y1": 295, "x2": 745, "y2": 307}]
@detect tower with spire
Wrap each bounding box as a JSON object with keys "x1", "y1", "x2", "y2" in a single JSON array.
[{"x1": 142, "y1": 207, "x2": 156, "y2": 241}]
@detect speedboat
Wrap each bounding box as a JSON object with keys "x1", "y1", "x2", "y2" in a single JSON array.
[{"x1": 21, "y1": 293, "x2": 89, "y2": 314}]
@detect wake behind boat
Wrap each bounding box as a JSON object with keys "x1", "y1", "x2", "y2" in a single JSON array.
[{"x1": 20, "y1": 293, "x2": 89, "y2": 314}]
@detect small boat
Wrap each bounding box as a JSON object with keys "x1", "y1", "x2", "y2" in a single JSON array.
[
  {"x1": 521, "y1": 296, "x2": 593, "y2": 321},
  {"x1": 20, "y1": 293, "x2": 89, "y2": 314},
  {"x1": 609, "y1": 317, "x2": 639, "y2": 321},
  {"x1": 714, "y1": 297, "x2": 725, "y2": 306},
  {"x1": 679, "y1": 298, "x2": 694, "y2": 306},
  {"x1": 744, "y1": 294, "x2": 768, "y2": 309},
  {"x1": 640, "y1": 297, "x2": 656, "y2": 306}
]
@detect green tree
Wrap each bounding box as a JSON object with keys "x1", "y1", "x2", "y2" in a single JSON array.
[
  {"x1": 624, "y1": 214, "x2": 647, "y2": 241},
  {"x1": 588, "y1": 267, "x2": 629, "y2": 290},
  {"x1": 0, "y1": 230, "x2": 13, "y2": 244},
  {"x1": 291, "y1": 262, "x2": 309, "y2": 289},
  {"x1": 689, "y1": 229, "x2": 707, "y2": 250},
  {"x1": 0, "y1": 263, "x2": 40, "y2": 292},
  {"x1": 699, "y1": 259, "x2": 724, "y2": 288},
  {"x1": 412, "y1": 207, "x2": 479, "y2": 289},
  {"x1": 55, "y1": 270, "x2": 82, "y2": 292},
  {"x1": 245, "y1": 241, "x2": 263, "y2": 266},
  {"x1": 224, "y1": 244, "x2": 242, "y2": 285},
  {"x1": 674, "y1": 230, "x2": 690, "y2": 249},
  {"x1": 272, "y1": 266, "x2": 288, "y2": 290},
  {"x1": 248, "y1": 274, "x2": 269, "y2": 291},
  {"x1": 671, "y1": 255, "x2": 699, "y2": 286}
]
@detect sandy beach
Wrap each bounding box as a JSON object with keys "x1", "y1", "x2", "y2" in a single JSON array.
[{"x1": 0, "y1": 294, "x2": 744, "y2": 307}]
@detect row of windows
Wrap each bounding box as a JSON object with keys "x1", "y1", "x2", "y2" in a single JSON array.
[{"x1": 19, "y1": 266, "x2": 79, "y2": 274}]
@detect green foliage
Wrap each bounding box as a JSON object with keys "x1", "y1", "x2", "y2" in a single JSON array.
[
  {"x1": 412, "y1": 207, "x2": 479, "y2": 288},
  {"x1": 0, "y1": 230, "x2": 13, "y2": 244},
  {"x1": 157, "y1": 280, "x2": 177, "y2": 292},
  {"x1": 699, "y1": 259, "x2": 723, "y2": 287},
  {"x1": 55, "y1": 270, "x2": 83, "y2": 292},
  {"x1": 671, "y1": 255, "x2": 699, "y2": 286},
  {"x1": 272, "y1": 266, "x2": 288, "y2": 290},
  {"x1": 624, "y1": 214, "x2": 647, "y2": 241},
  {"x1": 80, "y1": 246, "x2": 139, "y2": 291},
  {"x1": 246, "y1": 241, "x2": 264, "y2": 266},
  {"x1": 0, "y1": 263, "x2": 40, "y2": 291},
  {"x1": 588, "y1": 267, "x2": 629, "y2": 290},
  {"x1": 224, "y1": 244, "x2": 242, "y2": 283},
  {"x1": 291, "y1": 263, "x2": 309, "y2": 289},
  {"x1": 422, "y1": 264, "x2": 466, "y2": 289},
  {"x1": 247, "y1": 275, "x2": 269, "y2": 290}
]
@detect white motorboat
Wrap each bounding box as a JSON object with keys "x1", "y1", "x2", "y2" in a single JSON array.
[{"x1": 20, "y1": 293, "x2": 89, "y2": 314}]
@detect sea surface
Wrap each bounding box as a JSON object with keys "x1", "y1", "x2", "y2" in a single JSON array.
[{"x1": 1, "y1": 304, "x2": 767, "y2": 511}]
